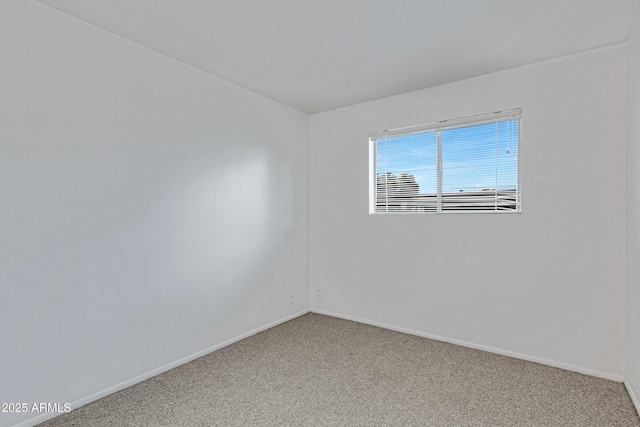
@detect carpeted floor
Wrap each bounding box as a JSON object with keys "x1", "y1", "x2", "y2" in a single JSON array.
[{"x1": 38, "y1": 313, "x2": 640, "y2": 426}]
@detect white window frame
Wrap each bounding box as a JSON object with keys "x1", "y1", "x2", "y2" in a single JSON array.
[{"x1": 369, "y1": 109, "x2": 522, "y2": 214}]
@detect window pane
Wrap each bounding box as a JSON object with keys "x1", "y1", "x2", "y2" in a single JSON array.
[
  {"x1": 375, "y1": 132, "x2": 437, "y2": 212},
  {"x1": 440, "y1": 120, "x2": 518, "y2": 211}
]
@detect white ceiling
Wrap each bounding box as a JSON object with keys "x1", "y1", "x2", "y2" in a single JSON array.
[{"x1": 36, "y1": 0, "x2": 640, "y2": 114}]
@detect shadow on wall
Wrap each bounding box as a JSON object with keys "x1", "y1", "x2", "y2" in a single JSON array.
[
  {"x1": 76, "y1": 141, "x2": 296, "y2": 325},
  {"x1": 0, "y1": 135, "x2": 296, "y2": 410}
]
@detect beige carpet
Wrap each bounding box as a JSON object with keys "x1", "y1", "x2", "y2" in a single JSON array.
[{"x1": 39, "y1": 313, "x2": 640, "y2": 426}]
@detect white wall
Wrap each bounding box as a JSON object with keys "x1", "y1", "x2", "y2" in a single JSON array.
[
  {"x1": 310, "y1": 45, "x2": 626, "y2": 379},
  {"x1": 626, "y1": 13, "x2": 640, "y2": 410},
  {"x1": 0, "y1": 2, "x2": 309, "y2": 426}
]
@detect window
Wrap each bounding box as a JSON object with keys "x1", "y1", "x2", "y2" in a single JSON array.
[{"x1": 369, "y1": 109, "x2": 521, "y2": 214}]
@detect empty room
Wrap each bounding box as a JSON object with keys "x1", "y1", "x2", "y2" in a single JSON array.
[{"x1": 4, "y1": 0, "x2": 640, "y2": 426}]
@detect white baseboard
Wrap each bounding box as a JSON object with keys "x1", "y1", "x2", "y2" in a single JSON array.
[
  {"x1": 625, "y1": 380, "x2": 640, "y2": 418},
  {"x1": 311, "y1": 308, "x2": 624, "y2": 383},
  {"x1": 11, "y1": 309, "x2": 310, "y2": 427}
]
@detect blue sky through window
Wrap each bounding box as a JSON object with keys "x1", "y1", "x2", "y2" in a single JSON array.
[{"x1": 376, "y1": 120, "x2": 518, "y2": 194}]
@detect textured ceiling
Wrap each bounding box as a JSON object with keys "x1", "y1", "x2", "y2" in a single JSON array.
[{"x1": 37, "y1": 0, "x2": 640, "y2": 114}]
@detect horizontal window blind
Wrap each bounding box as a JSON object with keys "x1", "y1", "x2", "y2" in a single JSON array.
[{"x1": 369, "y1": 109, "x2": 521, "y2": 214}]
